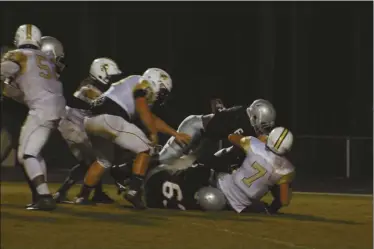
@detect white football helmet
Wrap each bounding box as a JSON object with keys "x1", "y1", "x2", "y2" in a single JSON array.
[
  {"x1": 266, "y1": 127, "x2": 294, "y2": 155},
  {"x1": 142, "y1": 68, "x2": 172, "y2": 101},
  {"x1": 247, "y1": 99, "x2": 276, "y2": 135},
  {"x1": 41, "y1": 36, "x2": 65, "y2": 75},
  {"x1": 89, "y1": 58, "x2": 122, "y2": 85},
  {"x1": 14, "y1": 24, "x2": 42, "y2": 49}
]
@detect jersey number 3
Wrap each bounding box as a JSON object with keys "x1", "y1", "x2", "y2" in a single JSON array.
[
  {"x1": 242, "y1": 162, "x2": 267, "y2": 187},
  {"x1": 36, "y1": 55, "x2": 55, "y2": 79},
  {"x1": 162, "y1": 181, "x2": 186, "y2": 210}
]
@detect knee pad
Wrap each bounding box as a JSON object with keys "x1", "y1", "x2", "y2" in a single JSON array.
[
  {"x1": 97, "y1": 158, "x2": 112, "y2": 169},
  {"x1": 18, "y1": 152, "x2": 35, "y2": 164}
]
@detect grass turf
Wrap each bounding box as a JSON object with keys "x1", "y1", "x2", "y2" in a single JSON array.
[{"x1": 1, "y1": 182, "x2": 372, "y2": 249}]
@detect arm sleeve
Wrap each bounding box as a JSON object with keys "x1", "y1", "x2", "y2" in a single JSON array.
[{"x1": 239, "y1": 136, "x2": 251, "y2": 152}]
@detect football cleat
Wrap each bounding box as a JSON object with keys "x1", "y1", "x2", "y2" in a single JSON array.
[
  {"x1": 73, "y1": 196, "x2": 96, "y2": 206},
  {"x1": 91, "y1": 192, "x2": 115, "y2": 204},
  {"x1": 53, "y1": 192, "x2": 73, "y2": 204},
  {"x1": 26, "y1": 195, "x2": 57, "y2": 211},
  {"x1": 124, "y1": 189, "x2": 146, "y2": 210}
]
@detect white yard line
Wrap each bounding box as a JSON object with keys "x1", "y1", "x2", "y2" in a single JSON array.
[
  {"x1": 191, "y1": 221, "x2": 316, "y2": 249},
  {"x1": 294, "y1": 191, "x2": 372, "y2": 197}
]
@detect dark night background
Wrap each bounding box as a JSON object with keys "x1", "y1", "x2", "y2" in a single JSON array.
[{"x1": 1, "y1": 1, "x2": 373, "y2": 191}]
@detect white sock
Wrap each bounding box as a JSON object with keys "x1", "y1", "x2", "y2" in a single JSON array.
[
  {"x1": 24, "y1": 157, "x2": 44, "y2": 180},
  {"x1": 36, "y1": 183, "x2": 50, "y2": 195},
  {"x1": 23, "y1": 157, "x2": 50, "y2": 195}
]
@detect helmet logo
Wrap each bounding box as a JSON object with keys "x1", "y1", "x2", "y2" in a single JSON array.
[
  {"x1": 160, "y1": 73, "x2": 168, "y2": 81},
  {"x1": 100, "y1": 63, "x2": 109, "y2": 73}
]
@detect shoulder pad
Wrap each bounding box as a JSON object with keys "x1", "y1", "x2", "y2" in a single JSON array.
[
  {"x1": 239, "y1": 136, "x2": 252, "y2": 152},
  {"x1": 2, "y1": 50, "x2": 26, "y2": 64},
  {"x1": 2, "y1": 50, "x2": 27, "y2": 74},
  {"x1": 133, "y1": 80, "x2": 155, "y2": 103},
  {"x1": 133, "y1": 79, "x2": 151, "y2": 91}
]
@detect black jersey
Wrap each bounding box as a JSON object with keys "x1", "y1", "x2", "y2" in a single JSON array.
[
  {"x1": 204, "y1": 106, "x2": 255, "y2": 141},
  {"x1": 144, "y1": 165, "x2": 211, "y2": 210}
]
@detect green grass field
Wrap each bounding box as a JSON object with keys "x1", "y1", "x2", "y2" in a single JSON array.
[{"x1": 1, "y1": 182, "x2": 372, "y2": 249}]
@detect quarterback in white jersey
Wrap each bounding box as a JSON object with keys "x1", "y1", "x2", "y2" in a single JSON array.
[
  {"x1": 0, "y1": 24, "x2": 66, "y2": 211},
  {"x1": 216, "y1": 127, "x2": 295, "y2": 213},
  {"x1": 75, "y1": 67, "x2": 191, "y2": 209},
  {"x1": 55, "y1": 57, "x2": 123, "y2": 203}
]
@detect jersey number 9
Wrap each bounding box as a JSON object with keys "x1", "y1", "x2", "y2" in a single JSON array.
[
  {"x1": 36, "y1": 55, "x2": 55, "y2": 79},
  {"x1": 162, "y1": 181, "x2": 186, "y2": 210}
]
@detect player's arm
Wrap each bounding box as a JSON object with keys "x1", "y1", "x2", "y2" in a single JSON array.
[
  {"x1": 134, "y1": 81, "x2": 157, "y2": 136},
  {"x1": 151, "y1": 114, "x2": 177, "y2": 136},
  {"x1": 228, "y1": 134, "x2": 245, "y2": 148},
  {"x1": 1, "y1": 51, "x2": 25, "y2": 81}
]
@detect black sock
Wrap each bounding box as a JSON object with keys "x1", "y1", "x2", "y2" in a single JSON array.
[
  {"x1": 94, "y1": 181, "x2": 103, "y2": 195},
  {"x1": 57, "y1": 163, "x2": 88, "y2": 195},
  {"x1": 78, "y1": 184, "x2": 94, "y2": 199},
  {"x1": 129, "y1": 175, "x2": 144, "y2": 191},
  {"x1": 57, "y1": 178, "x2": 76, "y2": 195}
]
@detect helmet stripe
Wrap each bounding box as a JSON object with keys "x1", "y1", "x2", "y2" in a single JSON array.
[
  {"x1": 26, "y1": 24, "x2": 32, "y2": 40},
  {"x1": 274, "y1": 128, "x2": 289, "y2": 150}
]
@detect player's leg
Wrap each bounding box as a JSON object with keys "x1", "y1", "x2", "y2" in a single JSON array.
[
  {"x1": 111, "y1": 118, "x2": 152, "y2": 209},
  {"x1": 18, "y1": 114, "x2": 57, "y2": 211},
  {"x1": 1, "y1": 100, "x2": 39, "y2": 206},
  {"x1": 54, "y1": 119, "x2": 90, "y2": 202},
  {"x1": 74, "y1": 115, "x2": 116, "y2": 204},
  {"x1": 56, "y1": 118, "x2": 114, "y2": 203},
  {"x1": 158, "y1": 115, "x2": 204, "y2": 164}
]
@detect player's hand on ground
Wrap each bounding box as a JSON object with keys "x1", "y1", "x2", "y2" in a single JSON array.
[{"x1": 174, "y1": 132, "x2": 191, "y2": 146}]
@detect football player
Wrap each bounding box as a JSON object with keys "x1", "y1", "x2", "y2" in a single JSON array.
[
  {"x1": 0, "y1": 24, "x2": 66, "y2": 211},
  {"x1": 144, "y1": 126, "x2": 295, "y2": 214},
  {"x1": 74, "y1": 68, "x2": 191, "y2": 209},
  {"x1": 157, "y1": 99, "x2": 276, "y2": 166},
  {"x1": 213, "y1": 127, "x2": 295, "y2": 213},
  {"x1": 53, "y1": 57, "x2": 123, "y2": 204}
]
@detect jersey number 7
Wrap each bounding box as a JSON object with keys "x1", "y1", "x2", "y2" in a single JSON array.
[{"x1": 242, "y1": 162, "x2": 267, "y2": 187}]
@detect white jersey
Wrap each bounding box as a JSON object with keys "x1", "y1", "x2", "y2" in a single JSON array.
[
  {"x1": 103, "y1": 75, "x2": 155, "y2": 119},
  {"x1": 218, "y1": 136, "x2": 295, "y2": 213},
  {"x1": 64, "y1": 84, "x2": 102, "y2": 126},
  {"x1": 1, "y1": 48, "x2": 66, "y2": 120}
]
